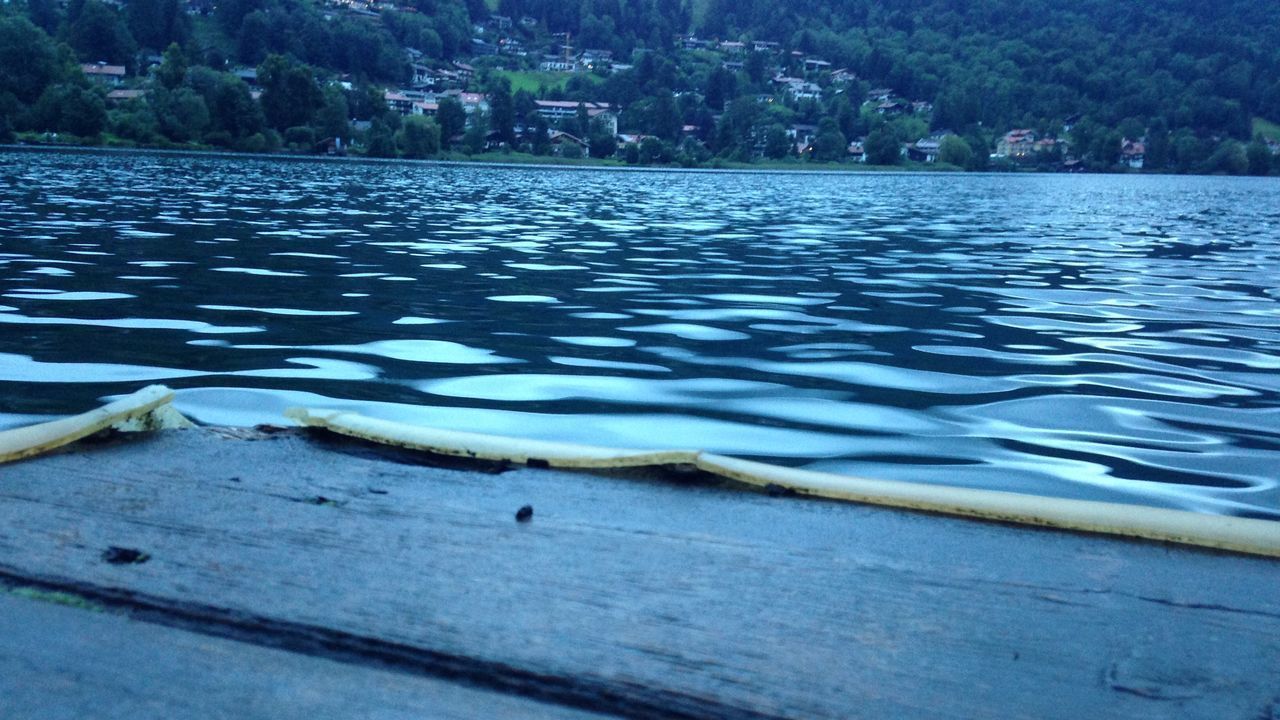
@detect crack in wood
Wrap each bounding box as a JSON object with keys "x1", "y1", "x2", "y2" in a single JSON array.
[{"x1": 0, "y1": 565, "x2": 789, "y2": 720}]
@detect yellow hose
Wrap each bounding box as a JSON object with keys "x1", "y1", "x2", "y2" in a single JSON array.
[
  {"x1": 288, "y1": 407, "x2": 1280, "y2": 559},
  {"x1": 0, "y1": 385, "x2": 187, "y2": 465}
]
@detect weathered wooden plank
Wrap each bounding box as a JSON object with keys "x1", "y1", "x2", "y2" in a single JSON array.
[
  {"x1": 0, "y1": 592, "x2": 613, "y2": 720},
  {"x1": 1, "y1": 428, "x2": 1278, "y2": 719}
]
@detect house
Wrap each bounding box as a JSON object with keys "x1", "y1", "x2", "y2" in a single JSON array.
[
  {"x1": 451, "y1": 62, "x2": 474, "y2": 81},
  {"x1": 233, "y1": 68, "x2": 258, "y2": 87},
  {"x1": 771, "y1": 74, "x2": 820, "y2": 101},
  {"x1": 1033, "y1": 138, "x2": 1061, "y2": 155},
  {"x1": 81, "y1": 62, "x2": 126, "y2": 86},
  {"x1": 997, "y1": 129, "x2": 1037, "y2": 157},
  {"x1": 847, "y1": 140, "x2": 865, "y2": 162},
  {"x1": 498, "y1": 38, "x2": 526, "y2": 56},
  {"x1": 1120, "y1": 138, "x2": 1145, "y2": 169},
  {"x1": 719, "y1": 41, "x2": 746, "y2": 55},
  {"x1": 830, "y1": 69, "x2": 858, "y2": 84},
  {"x1": 548, "y1": 130, "x2": 588, "y2": 155},
  {"x1": 488, "y1": 14, "x2": 511, "y2": 30},
  {"x1": 106, "y1": 89, "x2": 145, "y2": 104},
  {"x1": 578, "y1": 49, "x2": 613, "y2": 71},
  {"x1": 752, "y1": 40, "x2": 781, "y2": 53},
  {"x1": 453, "y1": 92, "x2": 488, "y2": 117},
  {"x1": 384, "y1": 91, "x2": 416, "y2": 115},
  {"x1": 911, "y1": 101, "x2": 933, "y2": 115},
  {"x1": 788, "y1": 124, "x2": 818, "y2": 145},
  {"x1": 1267, "y1": 139, "x2": 1280, "y2": 155},
  {"x1": 788, "y1": 81, "x2": 822, "y2": 102},
  {"x1": 875, "y1": 100, "x2": 908, "y2": 116},
  {"x1": 410, "y1": 64, "x2": 431, "y2": 85},
  {"x1": 616, "y1": 133, "x2": 652, "y2": 146},
  {"x1": 866, "y1": 88, "x2": 894, "y2": 102},
  {"x1": 540, "y1": 57, "x2": 575, "y2": 72},
  {"x1": 907, "y1": 138, "x2": 941, "y2": 163},
  {"x1": 534, "y1": 101, "x2": 617, "y2": 135},
  {"x1": 412, "y1": 100, "x2": 439, "y2": 116},
  {"x1": 803, "y1": 58, "x2": 832, "y2": 74}
]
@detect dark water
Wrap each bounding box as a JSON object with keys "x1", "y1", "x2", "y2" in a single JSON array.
[{"x1": 3, "y1": 149, "x2": 1279, "y2": 516}]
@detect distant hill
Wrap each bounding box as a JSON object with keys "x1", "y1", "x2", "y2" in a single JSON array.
[{"x1": 2, "y1": 0, "x2": 1278, "y2": 173}]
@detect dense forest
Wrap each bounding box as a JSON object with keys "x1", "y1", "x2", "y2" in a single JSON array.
[{"x1": 1, "y1": 0, "x2": 1277, "y2": 173}]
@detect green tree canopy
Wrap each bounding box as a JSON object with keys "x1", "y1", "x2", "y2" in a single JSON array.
[
  {"x1": 398, "y1": 115, "x2": 441, "y2": 158},
  {"x1": 257, "y1": 54, "x2": 322, "y2": 131}
]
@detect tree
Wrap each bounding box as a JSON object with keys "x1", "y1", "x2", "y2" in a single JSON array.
[
  {"x1": 156, "y1": 43, "x2": 187, "y2": 91},
  {"x1": 365, "y1": 118, "x2": 396, "y2": 157},
  {"x1": 486, "y1": 76, "x2": 515, "y2": 146},
  {"x1": 314, "y1": 85, "x2": 350, "y2": 142},
  {"x1": 704, "y1": 66, "x2": 734, "y2": 112},
  {"x1": 811, "y1": 118, "x2": 847, "y2": 162},
  {"x1": 763, "y1": 124, "x2": 791, "y2": 159},
  {"x1": 651, "y1": 90, "x2": 681, "y2": 142},
  {"x1": 528, "y1": 113, "x2": 550, "y2": 156},
  {"x1": 32, "y1": 84, "x2": 107, "y2": 137},
  {"x1": 236, "y1": 11, "x2": 270, "y2": 65},
  {"x1": 0, "y1": 16, "x2": 73, "y2": 106},
  {"x1": 1245, "y1": 141, "x2": 1272, "y2": 176},
  {"x1": 153, "y1": 87, "x2": 210, "y2": 142},
  {"x1": 208, "y1": 74, "x2": 264, "y2": 140},
  {"x1": 397, "y1": 115, "x2": 440, "y2": 158},
  {"x1": 127, "y1": 0, "x2": 187, "y2": 52},
  {"x1": 68, "y1": 1, "x2": 137, "y2": 66},
  {"x1": 1201, "y1": 140, "x2": 1247, "y2": 175},
  {"x1": 938, "y1": 135, "x2": 973, "y2": 167},
  {"x1": 462, "y1": 112, "x2": 487, "y2": 154},
  {"x1": 257, "y1": 54, "x2": 322, "y2": 131},
  {"x1": 588, "y1": 117, "x2": 617, "y2": 159},
  {"x1": 436, "y1": 97, "x2": 466, "y2": 149},
  {"x1": 865, "y1": 125, "x2": 901, "y2": 165}
]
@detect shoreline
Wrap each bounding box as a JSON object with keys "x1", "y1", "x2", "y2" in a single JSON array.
[{"x1": 1, "y1": 141, "x2": 1012, "y2": 176}]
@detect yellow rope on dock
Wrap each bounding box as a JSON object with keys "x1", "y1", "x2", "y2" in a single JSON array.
[
  {"x1": 287, "y1": 407, "x2": 1280, "y2": 559},
  {"x1": 0, "y1": 385, "x2": 190, "y2": 465}
]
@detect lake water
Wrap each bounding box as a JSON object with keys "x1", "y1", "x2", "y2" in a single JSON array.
[{"x1": 2, "y1": 149, "x2": 1279, "y2": 517}]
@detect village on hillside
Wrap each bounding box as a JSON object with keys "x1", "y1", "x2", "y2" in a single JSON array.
[{"x1": 9, "y1": 0, "x2": 1280, "y2": 172}]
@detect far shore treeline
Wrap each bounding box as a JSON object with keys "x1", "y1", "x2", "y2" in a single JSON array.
[{"x1": 0, "y1": 0, "x2": 1278, "y2": 174}]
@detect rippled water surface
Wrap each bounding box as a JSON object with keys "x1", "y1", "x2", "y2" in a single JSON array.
[{"x1": 3, "y1": 149, "x2": 1279, "y2": 516}]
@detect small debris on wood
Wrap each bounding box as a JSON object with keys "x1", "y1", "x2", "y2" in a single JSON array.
[
  {"x1": 367, "y1": 487, "x2": 388, "y2": 495},
  {"x1": 765, "y1": 483, "x2": 797, "y2": 497},
  {"x1": 228, "y1": 476, "x2": 241, "y2": 483},
  {"x1": 253, "y1": 424, "x2": 292, "y2": 435},
  {"x1": 515, "y1": 505, "x2": 533, "y2": 522},
  {"x1": 306, "y1": 496, "x2": 342, "y2": 507},
  {"x1": 102, "y1": 546, "x2": 150, "y2": 565},
  {"x1": 526, "y1": 458, "x2": 550, "y2": 469}
]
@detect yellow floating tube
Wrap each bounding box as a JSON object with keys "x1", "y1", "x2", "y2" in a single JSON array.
[
  {"x1": 0, "y1": 385, "x2": 191, "y2": 465},
  {"x1": 288, "y1": 407, "x2": 1280, "y2": 559}
]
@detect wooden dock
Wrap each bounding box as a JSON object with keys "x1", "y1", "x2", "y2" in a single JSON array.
[{"x1": 2, "y1": 426, "x2": 1278, "y2": 719}]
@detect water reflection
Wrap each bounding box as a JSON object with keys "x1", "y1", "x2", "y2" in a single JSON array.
[{"x1": 1, "y1": 149, "x2": 1278, "y2": 517}]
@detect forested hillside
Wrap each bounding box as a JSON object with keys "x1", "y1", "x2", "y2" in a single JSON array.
[{"x1": 1, "y1": 0, "x2": 1278, "y2": 173}]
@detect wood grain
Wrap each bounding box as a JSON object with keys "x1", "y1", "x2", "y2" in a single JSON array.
[{"x1": 1, "y1": 428, "x2": 1277, "y2": 719}]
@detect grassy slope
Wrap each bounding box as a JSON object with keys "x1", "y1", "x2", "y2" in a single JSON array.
[
  {"x1": 494, "y1": 70, "x2": 602, "y2": 94},
  {"x1": 1253, "y1": 117, "x2": 1280, "y2": 141}
]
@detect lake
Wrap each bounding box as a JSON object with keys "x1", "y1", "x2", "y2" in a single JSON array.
[{"x1": 2, "y1": 148, "x2": 1278, "y2": 517}]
